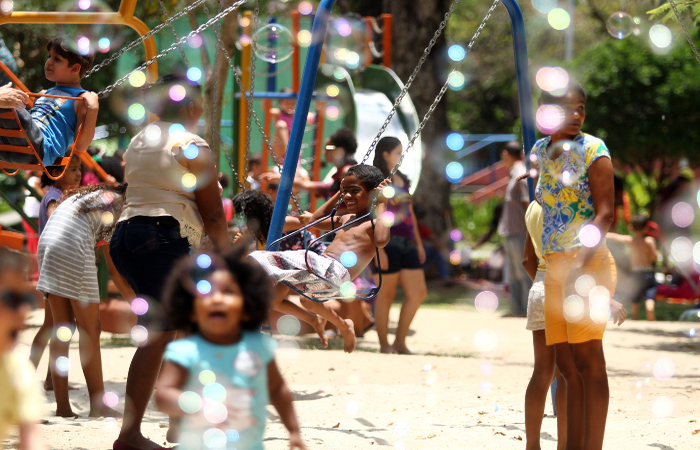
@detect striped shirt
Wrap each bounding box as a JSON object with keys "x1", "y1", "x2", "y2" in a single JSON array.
[{"x1": 37, "y1": 191, "x2": 123, "y2": 303}]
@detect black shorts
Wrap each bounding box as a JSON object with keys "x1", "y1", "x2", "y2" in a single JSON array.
[
  {"x1": 629, "y1": 271, "x2": 658, "y2": 304},
  {"x1": 109, "y1": 216, "x2": 191, "y2": 332},
  {"x1": 0, "y1": 108, "x2": 45, "y2": 164},
  {"x1": 381, "y1": 236, "x2": 422, "y2": 274}
]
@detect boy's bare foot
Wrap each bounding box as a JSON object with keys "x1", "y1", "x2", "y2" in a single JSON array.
[
  {"x1": 311, "y1": 315, "x2": 329, "y2": 349},
  {"x1": 113, "y1": 435, "x2": 168, "y2": 450},
  {"x1": 89, "y1": 406, "x2": 123, "y2": 418},
  {"x1": 55, "y1": 408, "x2": 79, "y2": 418},
  {"x1": 379, "y1": 345, "x2": 395, "y2": 354},
  {"x1": 392, "y1": 344, "x2": 413, "y2": 355},
  {"x1": 338, "y1": 319, "x2": 356, "y2": 353}
]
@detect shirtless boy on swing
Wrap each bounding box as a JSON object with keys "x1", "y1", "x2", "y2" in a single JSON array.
[{"x1": 249, "y1": 164, "x2": 391, "y2": 352}]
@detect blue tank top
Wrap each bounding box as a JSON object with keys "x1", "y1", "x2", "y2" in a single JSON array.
[{"x1": 30, "y1": 85, "x2": 85, "y2": 166}]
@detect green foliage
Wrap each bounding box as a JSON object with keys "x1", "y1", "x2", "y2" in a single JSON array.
[
  {"x1": 569, "y1": 37, "x2": 700, "y2": 167},
  {"x1": 450, "y1": 194, "x2": 502, "y2": 244},
  {"x1": 648, "y1": 0, "x2": 700, "y2": 25}
]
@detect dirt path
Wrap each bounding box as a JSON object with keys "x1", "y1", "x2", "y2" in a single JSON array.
[{"x1": 10, "y1": 305, "x2": 700, "y2": 449}]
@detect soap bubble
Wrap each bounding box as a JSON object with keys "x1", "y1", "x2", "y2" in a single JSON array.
[
  {"x1": 131, "y1": 297, "x2": 148, "y2": 316},
  {"x1": 55, "y1": 356, "x2": 70, "y2": 376},
  {"x1": 671, "y1": 201, "x2": 694, "y2": 228},
  {"x1": 607, "y1": 12, "x2": 634, "y2": 39},
  {"x1": 340, "y1": 251, "x2": 358, "y2": 268},
  {"x1": 202, "y1": 428, "x2": 227, "y2": 448},
  {"x1": 579, "y1": 224, "x2": 601, "y2": 248},
  {"x1": 446, "y1": 133, "x2": 465, "y2": 151},
  {"x1": 327, "y1": 15, "x2": 366, "y2": 70},
  {"x1": 473, "y1": 328, "x2": 498, "y2": 352},
  {"x1": 56, "y1": 326, "x2": 73, "y2": 342},
  {"x1": 199, "y1": 370, "x2": 216, "y2": 385},
  {"x1": 652, "y1": 396, "x2": 674, "y2": 418},
  {"x1": 563, "y1": 295, "x2": 585, "y2": 323},
  {"x1": 575, "y1": 274, "x2": 597, "y2": 297},
  {"x1": 536, "y1": 104, "x2": 565, "y2": 134},
  {"x1": 202, "y1": 401, "x2": 228, "y2": 424},
  {"x1": 548, "y1": 8, "x2": 570, "y2": 30},
  {"x1": 103, "y1": 392, "x2": 119, "y2": 408},
  {"x1": 671, "y1": 236, "x2": 692, "y2": 262},
  {"x1": 253, "y1": 24, "x2": 294, "y2": 63},
  {"x1": 277, "y1": 315, "x2": 301, "y2": 336},
  {"x1": 446, "y1": 162, "x2": 464, "y2": 183},
  {"x1": 531, "y1": 0, "x2": 556, "y2": 15},
  {"x1": 202, "y1": 382, "x2": 227, "y2": 402},
  {"x1": 130, "y1": 325, "x2": 148, "y2": 345},
  {"x1": 59, "y1": 0, "x2": 126, "y2": 54},
  {"x1": 653, "y1": 357, "x2": 675, "y2": 381},
  {"x1": 474, "y1": 291, "x2": 499, "y2": 315},
  {"x1": 649, "y1": 24, "x2": 672, "y2": 49}
]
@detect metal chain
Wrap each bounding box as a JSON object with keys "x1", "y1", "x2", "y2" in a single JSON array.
[
  {"x1": 368, "y1": 41, "x2": 384, "y2": 58},
  {"x1": 158, "y1": 0, "x2": 190, "y2": 65},
  {"x1": 668, "y1": 0, "x2": 700, "y2": 64},
  {"x1": 359, "y1": 0, "x2": 461, "y2": 164},
  {"x1": 97, "y1": 0, "x2": 247, "y2": 97},
  {"x1": 368, "y1": 17, "x2": 384, "y2": 34},
  {"x1": 216, "y1": 40, "x2": 303, "y2": 211},
  {"x1": 85, "y1": 0, "x2": 212, "y2": 79},
  {"x1": 388, "y1": 0, "x2": 500, "y2": 180}
]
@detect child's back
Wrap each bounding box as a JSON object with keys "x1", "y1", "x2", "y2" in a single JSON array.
[{"x1": 629, "y1": 234, "x2": 657, "y2": 270}]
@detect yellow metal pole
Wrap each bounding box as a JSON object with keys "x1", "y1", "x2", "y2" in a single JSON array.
[{"x1": 237, "y1": 11, "x2": 253, "y2": 190}]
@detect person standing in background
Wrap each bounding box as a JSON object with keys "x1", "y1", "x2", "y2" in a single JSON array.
[{"x1": 498, "y1": 141, "x2": 531, "y2": 317}]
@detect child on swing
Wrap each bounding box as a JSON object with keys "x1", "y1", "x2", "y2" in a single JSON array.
[
  {"x1": 0, "y1": 36, "x2": 99, "y2": 166},
  {"x1": 249, "y1": 164, "x2": 391, "y2": 353}
]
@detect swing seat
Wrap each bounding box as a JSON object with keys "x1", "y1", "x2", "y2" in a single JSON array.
[{"x1": 0, "y1": 106, "x2": 84, "y2": 180}]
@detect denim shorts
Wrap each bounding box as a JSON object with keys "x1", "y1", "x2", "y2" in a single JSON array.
[{"x1": 109, "y1": 216, "x2": 191, "y2": 332}]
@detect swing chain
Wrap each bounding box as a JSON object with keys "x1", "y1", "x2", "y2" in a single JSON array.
[
  {"x1": 97, "y1": 0, "x2": 247, "y2": 97},
  {"x1": 368, "y1": 41, "x2": 384, "y2": 58},
  {"x1": 158, "y1": 0, "x2": 190, "y2": 65},
  {"x1": 359, "y1": 0, "x2": 461, "y2": 165},
  {"x1": 368, "y1": 17, "x2": 384, "y2": 35},
  {"x1": 85, "y1": 0, "x2": 211, "y2": 79},
  {"x1": 667, "y1": 0, "x2": 700, "y2": 65},
  {"x1": 388, "y1": 0, "x2": 500, "y2": 179}
]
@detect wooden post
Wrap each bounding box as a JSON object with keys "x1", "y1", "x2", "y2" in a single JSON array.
[{"x1": 237, "y1": 11, "x2": 253, "y2": 189}]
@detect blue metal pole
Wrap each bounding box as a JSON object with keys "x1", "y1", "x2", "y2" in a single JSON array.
[
  {"x1": 501, "y1": 0, "x2": 537, "y2": 201},
  {"x1": 266, "y1": 0, "x2": 337, "y2": 250}
]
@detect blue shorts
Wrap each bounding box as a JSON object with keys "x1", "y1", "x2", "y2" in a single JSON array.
[{"x1": 109, "y1": 216, "x2": 191, "y2": 332}]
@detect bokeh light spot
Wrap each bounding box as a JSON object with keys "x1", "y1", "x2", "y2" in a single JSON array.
[
  {"x1": 340, "y1": 251, "x2": 358, "y2": 268},
  {"x1": 548, "y1": 8, "x2": 570, "y2": 30},
  {"x1": 178, "y1": 391, "x2": 202, "y2": 414},
  {"x1": 186, "y1": 67, "x2": 202, "y2": 83},
  {"x1": 474, "y1": 291, "x2": 499, "y2": 315},
  {"x1": 653, "y1": 357, "x2": 675, "y2": 381},
  {"x1": 449, "y1": 250, "x2": 461, "y2": 265},
  {"x1": 671, "y1": 201, "x2": 694, "y2": 228},
  {"x1": 131, "y1": 297, "x2": 149, "y2": 316},
  {"x1": 563, "y1": 295, "x2": 585, "y2": 323},
  {"x1": 579, "y1": 224, "x2": 601, "y2": 248},
  {"x1": 203, "y1": 428, "x2": 227, "y2": 448},
  {"x1": 347, "y1": 400, "x2": 359, "y2": 416},
  {"x1": 128, "y1": 103, "x2": 145, "y2": 123},
  {"x1": 652, "y1": 395, "x2": 674, "y2": 418},
  {"x1": 56, "y1": 326, "x2": 72, "y2": 342},
  {"x1": 277, "y1": 315, "x2": 302, "y2": 336},
  {"x1": 448, "y1": 71, "x2": 466, "y2": 91},
  {"x1": 182, "y1": 173, "x2": 197, "y2": 191},
  {"x1": 382, "y1": 186, "x2": 396, "y2": 199},
  {"x1": 199, "y1": 369, "x2": 216, "y2": 385},
  {"x1": 575, "y1": 274, "x2": 597, "y2": 297},
  {"x1": 128, "y1": 71, "x2": 146, "y2": 88},
  {"x1": 531, "y1": 0, "x2": 556, "y2": 14},
  {"x1": 446, "y1": 133, "x2": 465, "y2": 151},
  {"x1": 203, "y1": 401, "x2": 228, "y2": 424},
  {"x1": 381, "y1": 211, "x2": 395, "y2": 227},
  {"x1": 169, "y1": 85, "x2": 187, "y2": 102},
  {"x1": 297, "y1": 30, "x2": 312, "y2": 47},
  {"x1": 446, "y1": 162, "x2": 464, "y2": 183},
  {"x1": 473, "y1": 328, "x2": 498, "y2": 352},
  {"x1": 450, "y1": 229, "x2": 463, "y2": 242},
  {"x1": 536, "y1": 104, "x2": 565, "y2": 134},
  {"x1": 144, "y1": 124, "x2": 161, "y2": 145},
  {"x1": 649, "y1": 24, "x2": 672, "y2": 49},
  {"x1": 339, "y1": 280, "x2": 357, "y2": 298},
  {"x1": 326, "y1": 85, "x2": 340, "y2": 97},
  {"x1": 326, "y1": 105, "x2": 339, "y2": 120},
  {"x1": 187, "y1": 34, "x2": 203, "y2": 49},
  {"x1": 448, "y1": 44, "x2": 466, "y2": 62},
  {"x1": 298, "y1": 1, "x2": 313, "y2": 15},
  {"x1": 202, "y1": 382, "x2": 226, "y2": 402},
  {"x1": 103, "y1": 391, "x2": 119, "y2": 408},
  {"x1": 197, "y1": 280, "x2": 212, "y2": 295},
  {"x1": 0, "y1": 0, "x2": 12, "y2": 16},
  {"x1": 130, "y1": 325, "x2": 148, "y2": 345},
  {"x1": 197, "y1": 254, "x2": 212, "y2": 269},
  {"x1": 671, "y1": 237, "x2": 693, "y2": 262},
  {"x1": 55, "y1": 356, "x2": 70, "y2": 375},
  {"x1": 479, "y1": 362, "x2": 493, "y2": 376}
]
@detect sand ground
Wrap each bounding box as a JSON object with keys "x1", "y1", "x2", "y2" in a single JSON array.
[{"x1": 7, "y1": 304, "x2": 700, "y2": 450}]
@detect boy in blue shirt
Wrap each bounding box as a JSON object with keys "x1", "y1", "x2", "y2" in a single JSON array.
[{"x1": 0, "y1": 36, "x2": 99, "y2": 167}]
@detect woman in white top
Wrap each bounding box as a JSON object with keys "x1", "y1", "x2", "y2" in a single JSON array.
[{"x1": 109, "y1": 74, "x2": 231, "y2": 450}]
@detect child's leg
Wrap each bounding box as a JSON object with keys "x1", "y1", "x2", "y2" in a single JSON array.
[
  {"x1": 555, "y1": 343, "x2": 584, "y2": 450},
  {"x1": 30, "y1": 299, "x2": 53, "y2": 386},
  {"x1": 272, "y1": 283, "x2": 328, "y2": 348},
  {"x1": 47, "y1": 294, "x2": 78, "y2": 417},
  {"x1": 572, "y1": 340, "x2": 608, "y2": 450},
  {"x1": 524, "y1": 330, "x2": 556, "y2": 450},
  {"x1": 394, "y1": 268, "x2": 427, "y2": 354},
  {"x1": 70, "y1": 299, "x2": 121, "y2": 417},
  {"x1": 300, "y1": 297, "x2": 356, "y2": 353},
  {"x1": 631, "y1": 301, "x2": 640, "y2": 320},
  {"x1": 373, "y1": 272, "x2": 400, "y2": 353},
  {"x1": 554, "y1": 367, "x2": 567, "y2": 450},
  {"x1": 645, "y1": 299, "x2": 656, "y2": 321}
]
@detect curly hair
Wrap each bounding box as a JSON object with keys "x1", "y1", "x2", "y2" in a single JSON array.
[
  {"x1": 328, "y1": 127, "x2": 358, "y2": 160},
  {"x1": 372, "y1": 136, "x2": 410, "y2": 188},
  {"x1": 60, "y1": 183, "x2": 127, "y2": 215},
  {"x1": 345, "y1": 164, "x2": 385, "y2": 191},
  {"x1": 143, "y1": 73, "x2": 202, "y2": 122},
  {"x1": 232, "y1": 190, "x2": 273, "y2": 244},
  {"x1": 162, "y1": 245, "x2": 272, "y2": 334}
]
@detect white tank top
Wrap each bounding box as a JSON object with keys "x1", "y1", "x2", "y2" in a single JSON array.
[{"x1": 119, "y1": 122, "x2": 206, "y2": 249}]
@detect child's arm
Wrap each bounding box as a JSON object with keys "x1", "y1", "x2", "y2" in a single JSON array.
[
  {"x1": 522, "y1": 230, "x2": 538, "y2": 281},
  {"x1": 154, "y1": 360, "x2": 189, "y2": 418},
  {"x1": 18, "y1": 422, "x2": 46, "y2": 450},
  {"x1": 646, "y1": 236, "x2": 659, "y2": 264},
  {"x1": 371, "y1": 180, "x2": 392, "y2": 249},
  {"x1": 268, "y1": 359, "x2": 307, "y2": 450},
  {"x1": 102, "y1": 246, "x2": 135, "y2": 301},
  {"x1": 605, "y1": 232, "x2": 632, "y2": 244},
  {"x1": 73, "y1": 92, "x2": 99, "y2": 153},
  {"x1": 298, "y1": 190, "x2": 344, "y2": 230},
  {"x1": 284, "y1": 216, "x2": 303, "y2": 232}
]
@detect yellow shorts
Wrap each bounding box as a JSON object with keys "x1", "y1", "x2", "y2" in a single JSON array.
[{"x1": 544, "y1": 246, "x2": 616, "y2": 345}]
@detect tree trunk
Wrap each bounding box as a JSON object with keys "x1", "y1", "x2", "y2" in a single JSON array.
[{"x1": 384, "y1": 0, "x2": 452, "y2": 238}]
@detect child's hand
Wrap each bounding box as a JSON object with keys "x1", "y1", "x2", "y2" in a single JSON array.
[
  {"x1": 288, "y1": 431, "x2": 308, "y2": 450},
  {"x1": 270, "y1": 107, "x2": 281, "y2": 120},
  {"x1": 81, "y1": 91, "x2": 99, "y2": 111},
  {"x1": 610, "y1": 299, "x2": 626, "y2": 326},
  {"x1": 0, "y1": 83, "x2": 29, "y2": 110},
  {"x1": 374, "y1": 179, "x2": 392, "y2": 203},
  {"x1": 260, "y1": 172, "x2": 281, "y2": 183},
  {"x1": 233, "y1": 231, "x2": 245, "y2": 244},
  {"x1": 299, "y1": 211, "x2": 313, "y2": 226}
]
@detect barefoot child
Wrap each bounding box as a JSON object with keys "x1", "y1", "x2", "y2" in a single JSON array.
[
  {"x1": 37, "y1": 183, "x2": 132, "y2": 417},
  {"x1": 156, "y1": 248, "x2": 307, "y2": 450},
  {"x1": 0, "y1": 249, "x2": 46, "y2": 450},
  {"x1": 29, "y1": 156, "x2": 82, "y2": 390},
  {"x1": 0, "y1": 36, "x2": 99, "y2": 166},
  {"x1": 250, "y1": 164, "x2": 391, "y2": 353},
  {"x1": 607, "y1": 214, "x2": 659, "y2": 320}
]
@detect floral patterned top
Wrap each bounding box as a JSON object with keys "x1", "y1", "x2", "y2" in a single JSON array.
[{"x1": 532, "y1": 132, "x2": 610, "y2": 255}]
